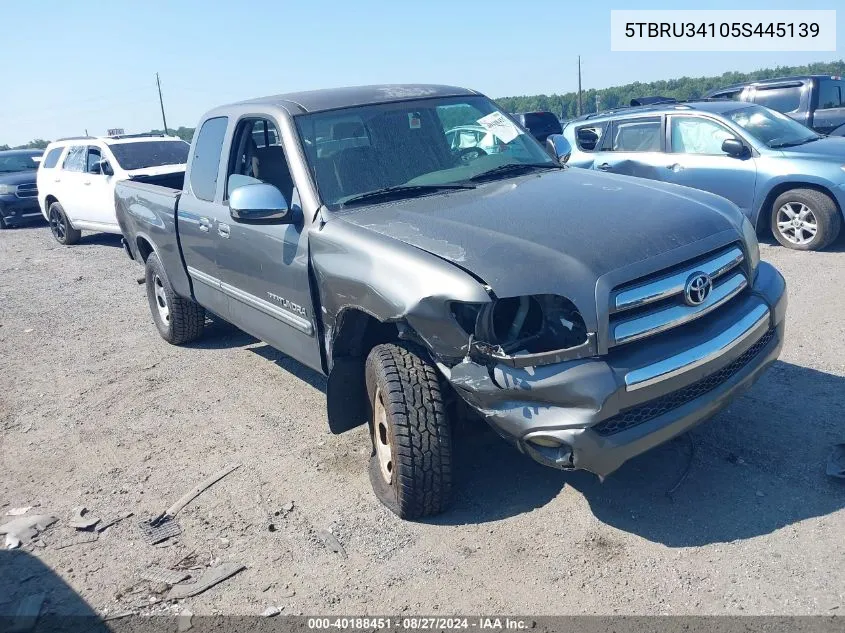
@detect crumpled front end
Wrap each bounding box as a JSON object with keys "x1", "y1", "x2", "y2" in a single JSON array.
[{"x1": 439, "y1": 256, "x2": 787, "y2": 478}]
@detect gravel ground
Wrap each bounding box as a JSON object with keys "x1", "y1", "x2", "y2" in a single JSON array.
[{"x1": 1, "y1": 221, "x2": 843, "y2": 618}]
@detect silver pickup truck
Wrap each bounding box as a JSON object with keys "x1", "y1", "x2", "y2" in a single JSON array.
[{"x1": 115, "y1": 84, "x2": 787, "y2": 519}]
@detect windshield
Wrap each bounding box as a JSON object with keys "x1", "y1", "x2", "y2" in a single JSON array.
[
  {"x1": 727, "y1": 105, "x2": 820, "y2": 148},
  {"x1": 0, "y1": 151, "x2": 41, "y2": 172},
  {"x1": 294, "y1": 95, "x2": 556, "y2": 209},
  {"x1": 108, "y1": 140, "x2": 189, "y2": 170}
]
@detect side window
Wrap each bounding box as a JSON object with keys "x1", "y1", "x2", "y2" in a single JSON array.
[
  {"x1": 62, "y1": 146, "x2": 86, "y2": 172},
  {"x1": 670, "y1": 117, "x2": 735, "y2": 154},
  {"x1": 609, "y1": 117, "x2": 662, "y2": 152},
  {"x1": 818, "y1": 80, "x2": 843, "y2": 109},
  {"x1": 752, "y1": 85, "x2": 801, "y2": 113},
  {"x1": 189, "y1": 116, "x2": 228, "y2": 202},
  {"x1": 574, "y1": 122, "x2": 607, "y2": 151},
  {"x1": 86, "y1": 147, "x2": 102, "y2": 173},
  {"x1": 41, "y1": 147, "x2": 64, "y2": 169},
  {"x1": 226, "y1": 118, "x2": 294, "y2": 204}
]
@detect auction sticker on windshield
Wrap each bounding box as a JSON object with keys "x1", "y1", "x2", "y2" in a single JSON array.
[{"x1": 476, "y1": 112, "x2": 521, "y2": 143}]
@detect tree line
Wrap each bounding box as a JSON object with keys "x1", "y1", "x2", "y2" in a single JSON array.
[{"x1": 3, "y1": 59, "x2": 843, "y2": 149}]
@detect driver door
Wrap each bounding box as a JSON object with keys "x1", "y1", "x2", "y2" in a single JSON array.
[
  {"x1": 83, "y1": 146, "x2": 117, "y2": 226},
  {"x1": 589, "y1": 116, "x2": 666, "y2": 181}
]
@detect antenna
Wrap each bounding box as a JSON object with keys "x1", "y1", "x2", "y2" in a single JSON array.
[
  {"x1": 156, "y1": 72, "x2": 169, "y2": 136},
  {"x1": 577, "y1": 56, "x2": 583, "y2": 117}
]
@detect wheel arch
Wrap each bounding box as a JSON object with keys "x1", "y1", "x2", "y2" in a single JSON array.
[
  {"x1": 756, "y1": 181, "x2": 843, "y2": 235},
  {"x1": 135, "y1": 235, "x2": 155, "y2": 262}
]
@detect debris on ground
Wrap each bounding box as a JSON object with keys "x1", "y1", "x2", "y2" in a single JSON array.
[
  {"x1": 177, "y1": 609, "x2": 194, "y2": 632},
  {"x1": 160, "y1": 463, "x2": 242, "y2": 521},
  {"x1": 166, "y1": 563, "x2": 245, "y2": 600},
  {"x1": 53, "y1": 531, "x2": 99, "y2": 550},
  {"x1": 318, "y1": 528, "x2": 347, "y2": 559},
  {"x1": 281, "y1": 501, "x2": 294, "y2": 513},
  {"x1": 137, "y1": 516, "x2": 182, "y2": 545},
  {"x1": 68, "y1": 506, "x2": 100, "y2": 530},
  {"x1": 0, "y1": 514, "x2": 57, "y2": 549},
  {"x1": 140, "y1": 566, "x2": 192, "y2": 586},
  {"x1": 261, "y1": 606, "x2": 281, "y2": 617},
  {"x1": 6, "y1": 506, "x2": 32, "y2": 516},
  {"x1": 7, "y1": 592, "x2": 45, "y2": 633},
  {"x1": 826, "y1": 443, "x2": 845, "y2": 479},
  {"x1": 97, "y1": 511, "x2": 133, "y2": 533},
  {"x1": 103, "y1": 610, "x2": 138, "y2": 622}
]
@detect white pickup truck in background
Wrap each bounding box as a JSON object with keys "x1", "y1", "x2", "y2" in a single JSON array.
[{"x1": 36, "y1": 134, "x2": 188, "y2": 245}]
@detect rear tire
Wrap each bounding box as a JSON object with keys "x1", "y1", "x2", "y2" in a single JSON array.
[
  {"x1": 145, "y1": 252, "x2": 205, "y2": 345},
  {"x1": 364, "y1": 342, "x2": 453, "y2": 519},
  {"x1": 770, "y1": 188, "x2": 841, "y2": 251},
  {"x1": 48, "y1": 202, "x2": 81, "y2": 245}
]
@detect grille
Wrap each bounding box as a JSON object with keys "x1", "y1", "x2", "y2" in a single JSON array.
[
  {"x1": 15, "y1": 183, "x2": 38, "y2": 198},
  {"x1": 594, "y1": 328, "x2": 775, "y2": 437},
  {"x1": 609, "y1": 244, "x2": 748, "y2": 347}
]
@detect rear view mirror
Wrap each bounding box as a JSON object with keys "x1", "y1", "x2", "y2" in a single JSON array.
[
  {"x1": 545, "y1": 134, "x2": 571, "y2": 164},
  {"x1": 229, "y1": 182, "x2": 291, "y2": 223},
  {"x1": 721, "y1": 138, "x2": 748, "y2": 157}
]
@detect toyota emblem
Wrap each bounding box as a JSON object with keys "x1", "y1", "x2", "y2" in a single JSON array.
[{"x1": 684, "y1": 272, "x2": 713, "y2": 306}]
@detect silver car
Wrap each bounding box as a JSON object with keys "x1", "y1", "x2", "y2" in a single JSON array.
[{"x1": 555, "y1": 101, "x2": 845, "y2": 250}]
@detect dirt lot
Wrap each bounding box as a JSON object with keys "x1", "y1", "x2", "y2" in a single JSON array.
[{"x1": 1, "y1": 222, "x2": 843, "y2": 618}]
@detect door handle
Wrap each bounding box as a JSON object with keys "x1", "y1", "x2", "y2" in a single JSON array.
[
  {"x1": 83, "y1": 181, "x2": 91, "y2": 185},
  {"x1": 597, "y1": 163, "x2": 611, "y2": 171},
  {"x1": 218, "y1": 223, "x2": 231, "y2": 238},
  {"x1": 54, "y1": 178, "x2": 61, "y2": 183},
  {"x1": 667, "y1": 163, "x2": 683, "y2": 172},
  {"x1": 198, "y1": 217, "x2": 212, "y2": 232}
]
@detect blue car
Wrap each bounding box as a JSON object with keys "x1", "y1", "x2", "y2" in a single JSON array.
[{"x1": 553, "y1": 101, "x2": 845, "y2": 250}]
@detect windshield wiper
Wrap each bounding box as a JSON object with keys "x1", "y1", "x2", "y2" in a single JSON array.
[
  {"x1": 770, "y1": 136, "x2": 820, "y2": 148},
  {"x1": 467, "y1": 162, "x2": 561, "y2": 182},
  {"x1": 339, "y1": 183, "x2": 475, "y2": 208}
]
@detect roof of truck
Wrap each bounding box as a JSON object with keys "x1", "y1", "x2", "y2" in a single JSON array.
[{"x1": 234, "y1": 84, "x2": 478, "y2": 114}]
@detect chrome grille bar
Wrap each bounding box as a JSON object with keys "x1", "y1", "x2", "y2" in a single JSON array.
[
  {"x1": 613, "y1": 246, "x2": 743, "y2": 313},
  {"x1": 15, "y1": 184, "x2": 38, "y2": 198},
  {"x1": 612, "y1": 272, "x2": 748, "y2": 345}
]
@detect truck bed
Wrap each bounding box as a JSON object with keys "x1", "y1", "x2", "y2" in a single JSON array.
[{"x1": 114, "y1": 179, "x2": 193, "y2": 299}]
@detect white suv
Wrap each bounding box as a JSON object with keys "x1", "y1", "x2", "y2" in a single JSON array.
[{"x1": 37, "y1": 134, "x2": 188, "y2": 244}]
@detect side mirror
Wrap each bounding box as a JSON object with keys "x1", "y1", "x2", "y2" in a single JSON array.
[
  {"x1": 545, "y1": 134, "x2": 571, "y2": 164},
  {"x1": 721, "y1": 138, "x2": 748, "y2": 157},
  {"x1": 229, "y1": 182, "x2": 290, "y2": 222},
  {"x1": 89, "y1": 159, "x2": 113, "y2": 176}
]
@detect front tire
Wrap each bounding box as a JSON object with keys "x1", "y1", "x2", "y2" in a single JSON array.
[
  {"x1": 771, "y1": 189, "x2": 841, "y2": 251},
  {"x1": 145, "y1": 253, "x2": 205, "y2": 345},
  {"x1": 365, "y1": 343, "x2": 453, "y2": 519},
  {"x1": 47, "y1": 202, "x2": 81, "y2": 245}
]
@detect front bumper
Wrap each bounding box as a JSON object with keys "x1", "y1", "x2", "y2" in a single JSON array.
[
  {"x1": 0, "y1": 196, "x2": 43, "y2": 225},
  {"x1": 440, "y1": 261, "x2": 787, "y2": 478}
]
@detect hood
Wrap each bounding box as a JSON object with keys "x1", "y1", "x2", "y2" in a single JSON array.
[
  {"x1": 0, "y1": 170, "x2": 37, "y2": 186},
  {"x1": 779, "y1": 136, "x2": 845, "y2": 159},
  {"x1": 338, "y1": 169, "x2": 741, "y2": 307}
]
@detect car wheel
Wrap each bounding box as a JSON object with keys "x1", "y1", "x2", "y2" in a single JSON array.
[
  {"x1": 48, "y1": 202, "x2": 81, "y2": 245},
  {"x1": 364, "y1": 342, "x2": 452, "y2": 519},
  {"x1": 771, "y1": 189, "x2": 841, "y2": 251},
  {"x1": 145, "y1": 252, "x2": 205, "y2": 345}
]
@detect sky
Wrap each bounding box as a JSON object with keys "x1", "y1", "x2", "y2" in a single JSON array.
[{"x1": 2, "y1": 0, "x2": 842, "y2": 146}]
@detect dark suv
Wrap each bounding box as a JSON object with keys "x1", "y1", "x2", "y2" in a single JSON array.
[
  {"x1": 0, "y1": 149, "x2": 43, "y2": 229},
  {"x1": 512, "y1": 111, "x2": 563, "y2": 143},
  {"x1": 703, "y1": 75, "x2": 845, "y2": 135}
]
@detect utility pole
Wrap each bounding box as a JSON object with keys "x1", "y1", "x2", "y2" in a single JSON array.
[
  {"x1": 577, "y1": 56, "x2": 583, "y2": 117},
  {"x1": 156, "y1": 72, "x2": 169, "y2": 135},
  {"x1": 595, "y1": 93, "x2": 600, "y2": 113}
]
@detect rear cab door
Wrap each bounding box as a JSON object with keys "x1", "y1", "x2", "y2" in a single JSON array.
[
  {"x1": 177, "y1": 116, "x2": 232, "y2": 320},
  {"x1": 590, "y1": 114, "x2": 667, "y2": 181},
  {"x1": 661, "y1": 113, "x2": 757, "y2": 217}
]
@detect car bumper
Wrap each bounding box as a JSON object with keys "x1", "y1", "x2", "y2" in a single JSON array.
[
  {"x1": 440, "y1": 261, "x2": 787, "y2": 478},
  {"x1": 0, "y1": 196, "x2": 42, "y2": 225}
]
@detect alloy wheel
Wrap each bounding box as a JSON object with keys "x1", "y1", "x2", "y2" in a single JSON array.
[
  {"x1": 372, "y1": 386, "x2": 393, "y2": 485},
  {"x1": 776, "y1": 202, "x2": 818, "y2": 246},
  {"x1": 49, "y1": 207, "x2": 66, "y2": 241},
  {"x1": 153, "y1": 274, "x2": 170, "y2": 324}
]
